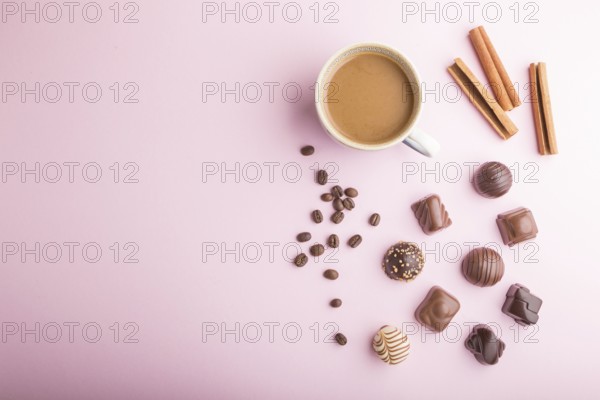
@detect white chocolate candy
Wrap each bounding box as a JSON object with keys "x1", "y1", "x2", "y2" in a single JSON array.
[{"x1": 372, "y1": 325, "x2": 410, "y2": 365}]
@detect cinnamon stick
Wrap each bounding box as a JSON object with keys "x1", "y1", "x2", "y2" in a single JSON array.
[
  {"x1": 469, "y1": 26, "x2": 521, "y2": 111},
  {"x1": 448, "y1": 58, "x2": 518, "y2": 140},
  {"x1": 529, "y1": 62, "x2": 558, "y2": 155}
]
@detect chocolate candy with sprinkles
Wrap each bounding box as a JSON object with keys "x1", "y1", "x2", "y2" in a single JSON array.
[{"x1": 382, "y1": 241, "x2": 425, "y2": 281}]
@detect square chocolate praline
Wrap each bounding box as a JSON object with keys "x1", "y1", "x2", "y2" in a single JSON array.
[
  {"x1": 415, "y1": 286, "x2": 460, "y2": 332},
  {"x1": 496, "y1": 207, "x2": 538, "y2": 247}
]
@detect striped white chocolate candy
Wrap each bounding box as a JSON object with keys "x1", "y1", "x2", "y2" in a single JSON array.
[{"x1": 372, "y1": 325, "x2": 410, "y2": 365}]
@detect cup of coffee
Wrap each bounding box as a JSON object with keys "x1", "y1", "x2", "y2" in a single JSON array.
[{"x1": 315, "y1": 43, "x2": 439, "y2": 157}]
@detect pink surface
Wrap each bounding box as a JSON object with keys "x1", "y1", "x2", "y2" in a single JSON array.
[{"x1": 1, "y1": 1, "x2": 599, "y2": 398}]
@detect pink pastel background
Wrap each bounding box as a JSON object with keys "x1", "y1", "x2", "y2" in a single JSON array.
[{"x1": 1, "y1": 0, "x2": 599, "y2": 398}]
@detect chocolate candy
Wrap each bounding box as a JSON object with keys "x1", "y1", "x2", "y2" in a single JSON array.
[
  {"x1": 473, "y1": 162, "x2": 513, "y2": 198},
  {"x1": 496, "y1": 207, "x2": 538, "y2": 247},
  {"x1": 411, "y1": 194, "x2": 452, "y2": 235},
  {"x1": 382, "y1": 242, "x2": 425, "y2": 281},
  {"x1": 414, "y1": 286, "x2": 460, "y2": 332},
  {"x1": 465, "y1": 324, "x2": 505, "y2": 366},
  {"x1": 502, "y1": 284, "x2": 542, "y2": 325},
  {"x1": 372, "y1": 325, "x2": 410, "y2": 365},
  {"x1": 461, "y1": 247, "x2": 504, "y2": 287}
]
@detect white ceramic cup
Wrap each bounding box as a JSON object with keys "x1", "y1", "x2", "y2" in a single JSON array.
[{"x1": 315, "y1": 43, "x2": 440, "y2": 157}]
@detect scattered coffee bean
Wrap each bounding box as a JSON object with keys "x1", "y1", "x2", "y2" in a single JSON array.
[
  {"x1": 312, "y1": 210, "x2": 323, "y2": 223},
  {"x1": 321, "y1": 193, "x2": 334, "y2": 202},
  {"x1": 324, "y1": 269, "x2": 339, "y2": 280},
  {"x1": 297, "y1": 232, "x2": 312, "y2": 242},
  {"x1": 333, "y1": 198, "x2": 344, "y2": 211},
  {"x1": 342, "y1": 198, "x2": 355, "y2": 210},
  {"x1": 327, "y1": 234, "x2": 339, "y2": 248},
  {"x1": 330, "y1": 298, "x2": 342, "y2": 308},
  {"x1": 294, "y1": 253, "x2": 308, "y2": 267},
  {"x1": 335, "y1": 332, "x2": 347, "y2": 345},
  {"x1": 331, "y1": 185, "x2": 343, "y2": 198},
  {"x1": 317, "y1": 170, "x2": 328, "y2": 185},
  {"x1": 344, "y1": 188, "x2": 358, "y2": 198},
  {"x1": 300, "y1": 145, "x2": 314, "y2": 156},
  {"x1": 331, "y1": 211, "x2": 345, "y2": 224},
  {"x1": 310, "y1": 244, "x2": 325, "y2": 257},
  {"x1": 369, "y1": 213, "x2": 381, "y2": 226},
  {"x1": 348, "y1": 234, "x2": 362, "y2": 248}
]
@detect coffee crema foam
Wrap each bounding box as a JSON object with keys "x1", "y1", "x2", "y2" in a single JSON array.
[{"x1": 324, "y1": 52, "x2": 417, "y2": 145}]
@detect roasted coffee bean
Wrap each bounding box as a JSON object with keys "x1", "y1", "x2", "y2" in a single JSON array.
[
  {"x1": 324, "y1": 269, "x2": 339, "y2": 280},
  {"x1": 327, "y1": 234, "x2": 339, "y2": 248},
  {"x1": 317, "y1": 170, "x2": 328, "y2": 185},
  {"x1": 333, "y1": 198, "x2": 344, "y2": 211},
  {"x1": 310, "y1": 244, "x2": 325, "y2": 257},
  {"x1": 294, "y1": 253, "x2": 308, "y2": 267},
  {"x1": 348, "y1": 234, "x2": 362, "y2": 248},
  {"x1": 297, "y1": 232, "x2": 312, "y2": 242},
  {"x1": 335, "y1": 332, "x2": 347, "y2": 345},
  {"x1": 300, "y1": 145, "x2": 314, "y2": 156},
  {"x1": 330, "y1": 298, "x2": 342, "y2": 308},
  {"x1": 312, "y1": 210, "x2": 323, "y2": 223},
  {"x1": 321, "y1": 193, "x2": 334, "y2": 202},
  {"x1": 369, "y1": 213, "x2": 381, "y2": 226},
  {"x1": 331, "y1": 185, "x2": 343, "y2": 198},
  {"x1": 331, "y1": 211, "x2": 345, "y2": 224},
  {"x1": 344, "y1": 188, "x2": 358, "y2": 198},
  {"x1": 342, "y1": 198, "x2": 355, "y2": 210}
]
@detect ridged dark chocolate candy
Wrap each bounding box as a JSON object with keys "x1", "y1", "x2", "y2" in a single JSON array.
[
  {"x1": 465, "y1": 324, "x2": 505, "y2": 366},
  {"x1": 382, "y1": 242, "x2": 425, "y2": 281},
  {"x1": 461, "y1": 247, "x2": 504, "y2": 287},
  {"x1": 473, "y1": 162, "x2": 513, "y2": 198}
]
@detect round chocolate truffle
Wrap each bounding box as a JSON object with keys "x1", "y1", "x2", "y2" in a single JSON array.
[
  {"x1": 473, "y1": 162, "x2": 512, "y2": 199},
  {"x1": 461, "y1": 247, "x2": 504, "y2": 287},
  {"x1": 382, "y1": 242, "x2": 425, "y2": 281}
]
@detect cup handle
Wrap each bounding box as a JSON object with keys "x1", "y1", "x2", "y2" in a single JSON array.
[{"x1": 403, "y1": 128, "x2": 440, "y2": 157}]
